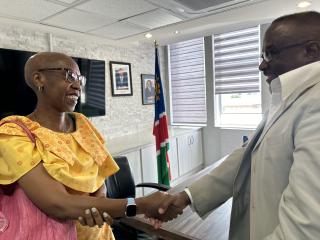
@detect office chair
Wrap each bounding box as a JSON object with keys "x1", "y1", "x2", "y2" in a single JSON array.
[
  {"x1": 105, "y1": 156, "x2": 170, "y2": 240},
  {"x1": 106, "y1": 156, "x2": 169, "y2": 199}
]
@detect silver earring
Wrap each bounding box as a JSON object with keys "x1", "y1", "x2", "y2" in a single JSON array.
[{"x1": 38, "y1": 86, "x2": 44, "y2": 92}]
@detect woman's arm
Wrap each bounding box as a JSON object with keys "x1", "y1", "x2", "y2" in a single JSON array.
[
  {"x1": 18, "y1": 163, "x2": 176, "y2": 221},
  {"x1": 90, "y1": 183, "x2": 106, "y2": 197}
]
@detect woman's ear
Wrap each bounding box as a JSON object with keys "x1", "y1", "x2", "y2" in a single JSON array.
[
  {"x1": 32, "y1": 72, "x2": 44, "y2": 89},
  {"x1": 305, "y1": 41, "x2": 320, "y2": 61}
]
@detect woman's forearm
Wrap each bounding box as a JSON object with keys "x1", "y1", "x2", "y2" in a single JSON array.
[{"x1": 17, "y1": 163, "x2": 163, "y2": 220}]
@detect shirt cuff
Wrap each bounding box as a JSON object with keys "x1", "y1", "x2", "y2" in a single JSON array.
[{"x1": 184, "y1": 188, "x2": 195, "y2": 211}]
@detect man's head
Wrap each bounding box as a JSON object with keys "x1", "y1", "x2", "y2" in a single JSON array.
[
  {"x1": 259, "y1": 11, "x2": 320, "y2": 83},
  {"x1": 24, "y1": 52, "x2": 84, "y2": 112}
]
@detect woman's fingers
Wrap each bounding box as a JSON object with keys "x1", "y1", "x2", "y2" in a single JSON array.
[
  {"x1": 84, "y1": 209, "x2": 95, "y2": 227},
  {"x1": 102, "y1": 212, "x2": 113, "y2": 226},
  {"x1": 91, "y1": 207, "x2": 104, "y2": 227},
  {"x1": 79, "y1": 208, "x2": 112, "y2": 227},
  {"x1": 78, "y1": 216, "x2": 86, "y2": 226}
]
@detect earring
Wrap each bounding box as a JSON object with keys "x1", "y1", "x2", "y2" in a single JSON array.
[{"x1": 38, "y1": 86, "x2": 44, "y2": 92}]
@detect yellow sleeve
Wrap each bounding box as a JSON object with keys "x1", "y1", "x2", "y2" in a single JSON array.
[
  {"x1": 0, "y1": 134, "x2": 42, "y2": 184},
  {"x1": 78, "y1": 113, "x2": 105, "y2": 144}
]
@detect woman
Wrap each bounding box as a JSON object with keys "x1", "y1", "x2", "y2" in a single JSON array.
[{"x1": 0, "y1": 52, "x2": 177, "y2": 239}]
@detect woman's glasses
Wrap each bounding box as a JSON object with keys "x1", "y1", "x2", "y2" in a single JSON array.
[{"x1": 37, "y1": 68, "x2": 86, "y2": 86}]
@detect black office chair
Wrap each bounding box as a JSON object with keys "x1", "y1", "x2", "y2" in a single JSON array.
[
  {"x1": 106, "y1": 156, "x2": 169, "y2": 199},
  {"x1": 105, "y1": 156, "x2": 170, "y2": 240}
]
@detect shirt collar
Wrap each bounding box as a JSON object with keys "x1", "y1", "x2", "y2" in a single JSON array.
[
  {"x1": 269, "y1": 77, "x2": 281, "y2": 95},
  {"x1": 279, "y1": 61, "x2": 320, "y2": 100}
]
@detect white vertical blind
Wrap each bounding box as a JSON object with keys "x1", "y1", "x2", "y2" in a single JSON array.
[
  {"x1": 169, "y1": 37, "x2": 206, "y2": 124},
  {"x1": 214, "y1": 26, "x2": 260, "y2": 94}
]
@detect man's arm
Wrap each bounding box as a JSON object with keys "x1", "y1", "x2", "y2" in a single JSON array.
[
  {"x1": 188, "y1": 146, "x2": 245, "y2": 217},
  {"x1": 158, "y1": 146, "x2": 246, "y2": 219}
]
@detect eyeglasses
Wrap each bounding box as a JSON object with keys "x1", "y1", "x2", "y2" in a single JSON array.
[
  {"x1": 261, "y1": 41, "x2": 311, "y2": 63},
  {"x1": 37, "y1": 68, "x2": 86, "y2": 86}
]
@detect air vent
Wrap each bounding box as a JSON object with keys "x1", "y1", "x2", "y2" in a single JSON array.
[
  {"x1": 173, "y1": 0, "x2": 237, "y2": 11},
  {"x1": 147, "y1": 0, "x2": 268, "y2": 19}
]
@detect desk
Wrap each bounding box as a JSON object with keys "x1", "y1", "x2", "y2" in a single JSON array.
[{"x1": 120, "y1": 158, "x2": 231, "y2": 240}]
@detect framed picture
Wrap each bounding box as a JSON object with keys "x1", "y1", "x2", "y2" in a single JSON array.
[
  {"x1": 109, "y1": 61, "x2": 133, "y2": 96},
  {"x1": 141, "y1": 74, "x2": 155, "y2": 105}
]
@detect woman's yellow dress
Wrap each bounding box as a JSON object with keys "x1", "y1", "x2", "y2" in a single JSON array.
[{"x1": 0, "y1": 112, "x2": 119, "y2": 240}]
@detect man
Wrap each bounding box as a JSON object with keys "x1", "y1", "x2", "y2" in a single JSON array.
[
  {"x1": 115, "y1": 67, "x2": 128, "y2": 89},
  {"x1": 155, "y1": 11, "x2": 320, "y2": 240}
]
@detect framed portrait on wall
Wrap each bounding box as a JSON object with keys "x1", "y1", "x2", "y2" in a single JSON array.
[
  {"x1": 141, "y1": 74, "x2": 155, "y2": 105},
  {"x1": 109, "y1": 61, "x2": 133, "y2": 96}
]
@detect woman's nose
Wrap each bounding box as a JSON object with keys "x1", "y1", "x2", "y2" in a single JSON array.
[{"x1": 71, "y1": 80, "x2": 81, "y2": 90}]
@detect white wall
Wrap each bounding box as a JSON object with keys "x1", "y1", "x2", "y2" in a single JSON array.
[
  {"x1": 0, "y1": 19, "x2": 271, "y2": 164},
  {"x1": 0, "y1": 22, "x2": 168, "y2": 141}
]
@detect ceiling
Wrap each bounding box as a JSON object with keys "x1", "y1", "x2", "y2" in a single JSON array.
[{"x1": 0, "y1": 0, "x2": 319, "y2": 46}]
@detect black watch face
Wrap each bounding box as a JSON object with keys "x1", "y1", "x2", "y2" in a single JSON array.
[{"x1": 126, "y1": 204, "x2": 137, "y2": 217}]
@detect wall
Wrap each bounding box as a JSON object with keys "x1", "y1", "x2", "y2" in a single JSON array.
[{"x1": 0, "y1": 22, "x2": 166, "y2": 141}]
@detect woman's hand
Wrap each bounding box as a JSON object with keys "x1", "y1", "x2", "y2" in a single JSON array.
[{"x1": 78, "y1": 207, "x2": 113, "y2": 227}]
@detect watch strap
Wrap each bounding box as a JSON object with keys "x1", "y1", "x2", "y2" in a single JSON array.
[{"x1": 127, "y1": 198, "x2": 135, "y2": 206}]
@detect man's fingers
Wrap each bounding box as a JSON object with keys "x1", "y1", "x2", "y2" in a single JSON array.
[
  {"x1": 148, "y1": 218, "x2": 163, "y2": 229},
  {"x1": 162, "y1": 204, "x2": 183, "y2": 221},
  {"x1": 91, "y1": 207, "x2": 104, "y2": 227},
  {"x1": 169, "y1": 204, "x2": 184, "y2": 215},
  {"x1": 154, "y1": 219, "x2": 163, "y2": 229}
]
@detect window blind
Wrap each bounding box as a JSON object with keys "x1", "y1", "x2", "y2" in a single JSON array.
[
  {"x1": 214, "y1": 26, "x2": 260, "y2": 94},
  {"x1": 169, "y1": 37, "x2": 206, "y2": 124},
  {"x1": 85, "y1": 60, "x2": 105, "y2": 110}
]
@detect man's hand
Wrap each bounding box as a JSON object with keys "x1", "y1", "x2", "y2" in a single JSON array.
[
  {"x1": 159, "y1": 191, "x2": 191, "y2": 216},
  {"x1": 138, "y1": 191, "x2": 191, "y2": 228},
  {"x1": 137, "y1": 191, "x2": 183, "y2": 221},
  {"x1": 155, "y1": 191, "x2": 191, "y2": 228}
]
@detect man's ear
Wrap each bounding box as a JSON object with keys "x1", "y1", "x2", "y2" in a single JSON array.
[{"x1": 305, "y1": 41, "x2": 320, "y2": 61}]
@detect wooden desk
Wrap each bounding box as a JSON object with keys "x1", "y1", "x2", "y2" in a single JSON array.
[{"x1": 120, "y1": 158, "x2": 231, "y2": 240}]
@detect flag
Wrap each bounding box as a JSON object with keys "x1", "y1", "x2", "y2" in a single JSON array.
[{"x1": 153, "y1": 45, "x2": 171, "y2": 186}]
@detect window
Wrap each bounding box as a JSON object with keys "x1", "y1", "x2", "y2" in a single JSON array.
[
  {"x1": 168, "y1": 37, "x2": 207, "y2": 125},
  {"x1": 213, "y1": 26, "x2": 262, "y2": 128}
]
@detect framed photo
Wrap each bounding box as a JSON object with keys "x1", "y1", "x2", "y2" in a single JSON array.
[
  {"x1": 141, "y1": 74, "x2": 155, "y2": 105},
  {"x1": 109, "y1": 61, "x2": 133, "y2": 96}
]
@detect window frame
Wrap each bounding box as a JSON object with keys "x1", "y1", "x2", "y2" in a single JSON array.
[
  {"x1": 213, "y1": 25, "x2": 263, "y2": 129},
  {"x1": 168, "y1": 37, "x2": 207, "y2": 126}
]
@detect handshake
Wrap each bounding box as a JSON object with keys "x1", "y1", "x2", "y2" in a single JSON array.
[
  {"x1": 137, "y1": 190, "x2": 191, "y2": 228},
  {"x1": 78, "y1": 191, "x2": 191, "y2": 229}
]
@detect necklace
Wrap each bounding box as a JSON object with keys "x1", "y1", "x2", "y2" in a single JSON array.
[{"x1": 32, "y1": 112, "x2": 73, "y2": 133}]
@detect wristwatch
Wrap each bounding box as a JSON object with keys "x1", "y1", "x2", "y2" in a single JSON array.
[{"x1": 125, "y1": 198, "x2": 137, "y2": 217}]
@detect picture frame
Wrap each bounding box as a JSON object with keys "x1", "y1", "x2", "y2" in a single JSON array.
[
  {"x1": 109, "y1": 61, "x2": 133, "y2": 96},
  {"x1": 141, "y1": 74, "x2": 155, "y2": 105}
]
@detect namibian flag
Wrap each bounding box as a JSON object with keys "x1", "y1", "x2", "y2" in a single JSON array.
[{"x1": 153, "y1": 45, "x2": 171, "y2": 186}]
